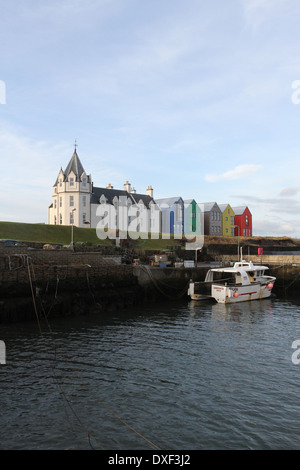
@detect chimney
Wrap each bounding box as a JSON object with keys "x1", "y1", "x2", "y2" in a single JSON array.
[
  {"x1": 106, "y1": 183, "x2": 113, "y2": 189},
  {"x1": 130, "y1": 187, "x2": 136, "y2": 194},
  {"x1": 124, "y1": 181, "x2": 131, "y2": 192},
  {"x1": 146, "y1": 185, "x2": 153, "y2": 197}
]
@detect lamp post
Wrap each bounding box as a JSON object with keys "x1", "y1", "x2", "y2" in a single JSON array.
[
  {"x1": 195, "y1": 247, "x2": 201, "y2": 267},
  {"x1": 71, "y1": 208, "x2": 76, "y2": 248},
  {"x1": 234, "y1": 225, "x2": 240, "y2": 261}
]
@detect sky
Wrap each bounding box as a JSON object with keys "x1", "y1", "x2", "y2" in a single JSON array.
[{"x1": 1, "y1": 0, "x2": 300, "y2": 237}]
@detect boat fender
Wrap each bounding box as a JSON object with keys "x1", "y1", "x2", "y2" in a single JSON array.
[
  {"x1": 267, "y1": 283, "x2": 273, "y2": 290},
  {"x1": 233, "y1": 292, "x2": 239, "y2": 298}
]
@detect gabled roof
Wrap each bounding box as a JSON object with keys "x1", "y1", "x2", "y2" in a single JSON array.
[
  {"x1": 232, "y1": 206, "x2": 249, "y2": 215},
  {"x1": 184, "y1": 199, "x2": 196, "y2": 204},
  {"x1": 131, "y1": 193, "x2": 155, "y2": 209},
  {"x1": 91, "y1": 187, "x2": 155, "y2": 208},
  {"x1": 218, "y1": 203, "x2": 234, "y2": 213},
  {"x1": 91, "y1": 186, "x2": 135, "y2": 205},
  {"x1": 201, "y1": 202, "x2": 220, "y2": 212},
  {"x1": 155, "y1": 196, "x2": 183, "y2": 207}
]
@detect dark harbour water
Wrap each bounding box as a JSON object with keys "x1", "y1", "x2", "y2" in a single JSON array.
[{"x1": 1, "y1": 295, "x2": 300, "y2": 450}]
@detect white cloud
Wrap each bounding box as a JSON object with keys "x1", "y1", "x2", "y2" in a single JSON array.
[
  {"x1": 243, "y1": 0, "x2": 287, "y2": 31},
  {"x1": 254, "y1": 219, "x2": 298, "y2": 238},
  {"x1": 205, "y1": 164, "x2": 262, "y2": 183},
  {"x1": 279, "y1": 187, "x2": 300, "y2": 197},
  {"x1": 1, "y1": 1, "x2": 300, "y2": 237}
]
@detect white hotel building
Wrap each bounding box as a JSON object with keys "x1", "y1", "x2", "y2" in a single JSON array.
[{"x1": 48, "y1": 148, "x2": 157, "y2": 231}]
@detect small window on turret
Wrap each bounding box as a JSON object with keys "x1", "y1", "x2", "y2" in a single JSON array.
[
  {"x1": 70, "y1": 177, "x2": 74, "y2": 186},
  {"x1": 82, "y1": 177, "x2": 86, "y2": 186}
]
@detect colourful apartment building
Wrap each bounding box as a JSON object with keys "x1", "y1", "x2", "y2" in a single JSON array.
[
  {"x1": 218, "y1": 204, "x2": 235, "y2": 237},
  {"x1": 232, "y1": 206, "x2": 252, "y2": 237}
]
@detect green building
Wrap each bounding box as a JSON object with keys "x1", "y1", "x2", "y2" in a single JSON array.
[{"x1": 184, "y1": 199, "x2": 202, "y2": 235}]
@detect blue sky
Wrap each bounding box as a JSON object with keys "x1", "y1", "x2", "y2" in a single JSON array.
[{"x1": 1, "y1": 0, "x2": 300, "y2": 237}]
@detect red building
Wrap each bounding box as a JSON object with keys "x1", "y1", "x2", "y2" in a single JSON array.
[{"x1": 232, "y1": 206, "x2": 252, "y2": 237}]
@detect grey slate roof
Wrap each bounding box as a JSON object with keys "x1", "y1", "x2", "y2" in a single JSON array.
[
  {"x1": 64, "y1": 149, "x2": 85, "y2": 181},
  {"x1": 54, "y1": 150, "x2": 91, "y2": 185},
  {"x1": 201, "y1": 202, "x2": 220, "y2": 212},
  {"x1": 91, "y1": 187, "x2": 155, "y2": 208},
  {"x1": 91, "y1": 186, "x2": 135, "y2": 205}
]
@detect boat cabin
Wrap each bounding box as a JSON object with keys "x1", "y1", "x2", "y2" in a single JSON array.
[{"x1": 204, "y1": 261, "x2": 269, "y2": 286}]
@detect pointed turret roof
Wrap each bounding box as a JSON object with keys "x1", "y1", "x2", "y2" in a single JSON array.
[
  {"x1": 54, "y1": 146, "x2": 89, "y2": 186},
  {"x1": 64, "y1": 148, "x2": 86, "y2": 181}
]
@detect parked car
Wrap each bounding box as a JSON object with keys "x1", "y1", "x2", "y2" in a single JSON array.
[{"x1": 0, "y1": 239, "x2": 23, "y2": 246}]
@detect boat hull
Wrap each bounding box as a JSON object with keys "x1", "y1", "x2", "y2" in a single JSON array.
[{"x1": 211, "y1": 281, "x2": 275, "y2": 304}]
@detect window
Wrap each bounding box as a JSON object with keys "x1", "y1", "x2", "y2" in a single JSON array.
[
  {"x1": 54, "y1": 216, "x2": 57, "y2": 225},
  {"x1": 60, "y1": 197, "x2": 62, "y2": 207},
  {"x1": 246, "y1": 215, "x2": 249, "y2": 226},
  {"x1": 70, "y1": 196, "x2": 74, "y2": 206},
  {"x1": 59, "y1": 214, "x2": 62, "y2": 225},
  {"x1": 83, "y1": 213, "x2": 86, "y2": 224},
  {"x1": 54, "y1": 199, "x2": 57, "y2": 209},
  {"x1": 59, "y1": 179, "x2": 62, "y2": 187},
  {"x1": 83, "y1": 196, "x2": 86, "y2": 207},
  {"x1": 70, "y1": 212, "x2": 74, "y2": 224},
  {"x1": 70, "y1": 177, "x2": 74, "y2": 186},
  {"x1": 82, "y1": 177, "x2": 86, "y2": 187}
]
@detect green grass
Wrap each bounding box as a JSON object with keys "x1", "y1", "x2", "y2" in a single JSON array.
[
  {"x1": 0, "y1": 221, "x2": 110, "y2": 246},
  {"x1": 0, "y1": 221, "x2": 183, "y2": 250}
]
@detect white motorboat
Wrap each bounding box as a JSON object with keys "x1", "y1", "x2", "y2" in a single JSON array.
[{"x1": 188, "y1": 259, "x2": 276, "y2": 304}]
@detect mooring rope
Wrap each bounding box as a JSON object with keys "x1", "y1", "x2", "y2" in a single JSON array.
[
  {"x1": 140, "y1": 265, "x2": 189, "y2": 299},
  {"x1": 25, "y1": 256, "x2": 161, "y2": 450},
  {"x1": 25, "y1": 255, "x2": 104, "y2": 449}
]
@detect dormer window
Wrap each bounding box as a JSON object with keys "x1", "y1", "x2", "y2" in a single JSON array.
[
  {"x1": 70, "y1": 177, "x2": 74, "y2": 186},
  {"x1": 113, "y1": 196, "x2": 118, "y2": 208},
  {"x1": 82, "y1": 177, "x2": 86, "y2": 187}
]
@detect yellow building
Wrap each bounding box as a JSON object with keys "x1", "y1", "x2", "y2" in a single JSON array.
[{"x1": 219, "y1": 204, "x2": 235, "y2": 237}]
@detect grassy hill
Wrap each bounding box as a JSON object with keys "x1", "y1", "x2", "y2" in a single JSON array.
[
  {"x1": 0, "y1": 221, "x2": 181, "y2": 249},
  {"x1": 1, "y1": 221, "x2": 299, "y2": 250},
  {"x1": 0, "y1": 221, "x2": 108, "y2": 246}
]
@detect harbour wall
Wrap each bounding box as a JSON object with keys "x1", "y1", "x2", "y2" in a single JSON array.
[
  {"x1": 0, "y1": 247, "x2": 299, "y2": 323},
  {"x1": 0, "y1": 248, "x2": 205, "y2": 323}
]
